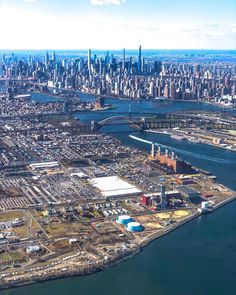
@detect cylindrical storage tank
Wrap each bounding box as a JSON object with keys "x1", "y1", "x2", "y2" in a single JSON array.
[
  {"x1": 126, "y1": 222, "x2": 142, "y2": 232},
  {"x1": 116, "y1": 215, "x2": 132, "y2": 225},
  {"x1": 26, "y1": 245, "x2": 41, "y2": 254}
]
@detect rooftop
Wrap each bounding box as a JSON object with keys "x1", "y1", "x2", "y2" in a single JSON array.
[{"x1": 90, "y1": 176, "x2": 142, "y2": 198}]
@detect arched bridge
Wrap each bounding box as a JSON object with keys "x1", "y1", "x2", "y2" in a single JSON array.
[
  {"x1": 99, "y1": 116, "x2": 143, "y2": 126},
  {"x1": 91, "y1": 114, "x2": 236, "y2": 131},
  {"x1": 91, "y1": 116, "x2": 145, "y2": 131}
]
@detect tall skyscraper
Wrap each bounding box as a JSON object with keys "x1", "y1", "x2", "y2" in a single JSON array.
[
  {"x1": 45, "y1": 52, "x2": 49, "y2": 65},
  {"x1": 88, "y1": 49, "x2": 91, "y2": 70},
  {"x1": 138, "y1": 45, "x2": 142, "y2": 74},
  {"x1": 52, "y1": 51, "x2": 56, "y2": 62},
  {"x1": 123, "y1": 48, "x2": 126, "y2": 70}
]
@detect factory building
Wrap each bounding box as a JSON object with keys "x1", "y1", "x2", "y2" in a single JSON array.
[
  {"x1": 140, "y1": 190, "x2": 180, "y2": 206},
  {"x1": 149, "y1": 145, "x2": 195, "y2": 174},
  {"x1": 29, "y1": 161, "x2": 59, "y2": 170},
  {"x1": 178, "y1": 185, "x2": 200, "y2": 201},
  {"x1": 90, "y1": 176, "x2": 142, "y2": 199}
]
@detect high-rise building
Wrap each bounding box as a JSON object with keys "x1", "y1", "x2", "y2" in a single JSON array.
[
  {"x1": 88, "y1": 49, "x2": 91, "y2": 70},
  {"x1": 138, "y1": 45, "x2": 142, "y2": 74},
  {"x1": 123, "y1": 48, "x2": 126, "y2": 70},
  {"x1": 52, "y1": 51, "x2": 56, "y2": 62},
  {"x1": 45, "y1": 52, "x2": 49, "y2": 65},
  {"x1": 105, "y1": 51, "x2": 110, "y2": 65}
]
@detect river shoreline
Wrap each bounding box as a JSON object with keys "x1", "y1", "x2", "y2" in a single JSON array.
[
  {"x1": 145, "y1": 129, "x2": 236, "y2": 153},
  {"x1": 33, "y1": 88, "x2": 232, "y2": 110}
]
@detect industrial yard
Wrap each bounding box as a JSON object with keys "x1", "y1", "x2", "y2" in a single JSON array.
[
  {"x1": 0, "y1": 84, "x2": 235, "y2": 290},
  {"x1": 0, "y1": 113, "x2": 235, "y2": 290},
  {"x1": 147, "y1": 111, "x2": 236, "y2": 152}
]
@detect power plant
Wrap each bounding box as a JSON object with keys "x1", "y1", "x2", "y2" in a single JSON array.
[
  {"x1": 129, "y1": 135, "x2": 195, "y2": 175},
  {"x1": 148, "y1": 143, "x2": 195, "y2": 174}
]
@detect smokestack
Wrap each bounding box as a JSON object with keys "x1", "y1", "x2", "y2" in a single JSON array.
[
  {"x1": 165, "y1": 148, "x2": 169, "y2": 157},
  {"x1": 158, "y1": 145, "x2": 161, "y2": 155},
  {"x1": 151, "y1": 143, "x2": 155, "y2": 158},
  {"x1": 171, "y1": 151, "x2": 175, "y2": 160},
  {"x1": 161, "y1": 185, "x2": 165, "y2": 197},
  {"x1": 160, "y1": 185, "x2": 166, "y2": 210}
]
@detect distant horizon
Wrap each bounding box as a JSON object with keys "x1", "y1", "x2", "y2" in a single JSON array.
[{"x1": 1, "y1": 48, "x2": 236, "y2": 52}]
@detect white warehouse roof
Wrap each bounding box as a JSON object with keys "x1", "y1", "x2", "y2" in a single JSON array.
[
  {"x1": 90, "y1": 176, "x2": 141, "y2": 198},
  {"x1": 29, "y1": 162, "x2": 59, "y2": 170}
]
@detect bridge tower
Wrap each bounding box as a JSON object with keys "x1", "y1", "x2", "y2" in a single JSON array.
[{"x1": 91, "y1": 120, "x2": 98, "y2": 131}]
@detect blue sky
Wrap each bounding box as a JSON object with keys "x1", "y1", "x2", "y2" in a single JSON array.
[{"x1": 0, "y1": 0, "x2": 235, "y2": 49}]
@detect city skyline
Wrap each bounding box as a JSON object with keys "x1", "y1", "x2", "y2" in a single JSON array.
[{"x1": 0, "y1": 0, "x2": 235, "y2": 50}]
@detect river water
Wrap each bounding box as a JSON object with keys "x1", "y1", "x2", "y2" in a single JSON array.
[{"x1": 1, "y1": 96, "x2": 236, "y2": 295}]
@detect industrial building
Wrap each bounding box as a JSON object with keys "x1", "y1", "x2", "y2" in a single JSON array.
[
  {"x1": 29, "y1": 162, "x2": 59, "y2": 170},
  {"x1": 178, "y1": 185, "x2": 200, "y2": 201},
  {"x1": 90, "y1": 176, "x2": 142, "y2": 199},
  {"x1": 149, "y1": 145, "x2": 195, "y2": 174},
  {"x1": 140, "y1": 190, "x2": 180, "y2": 206}
]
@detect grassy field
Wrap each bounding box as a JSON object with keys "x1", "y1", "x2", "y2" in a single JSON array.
[
  {"x1": 48, "y1": 239, "x2": 72, "y2": 252},
  {"x1": 9, "y1": 250, "x2": 26, "y2": 262},
  {"x1": 0, "y1": 252, "x2": 11, "y2": 265},
  {"x1": 44, "y1": 222, "x2": 92, "y2": 237},
  {"x1": 0, "y1": 250, "x2": 26, "y2": 265},
  {"x1": 0, "y1": 210, "x2": 26, "y2": 222},
  {"x1": 9, "y1": 224, "x2": 29, "y2": 239}
]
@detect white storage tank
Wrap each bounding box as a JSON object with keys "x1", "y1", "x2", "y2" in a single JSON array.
[
  {"x1": 26, "y1": 245, "x2": 41, "y2": 254},
  {"x1": 116, "y1": 215, "x2": 132, "y2": 225},
  {"x1": 126, "y1": 221, "x2": 143, "y2": 232}
]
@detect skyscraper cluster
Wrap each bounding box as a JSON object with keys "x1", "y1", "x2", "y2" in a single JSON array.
[{"x1": 1, "y1": 47, "x2": 236, "y2": 101}]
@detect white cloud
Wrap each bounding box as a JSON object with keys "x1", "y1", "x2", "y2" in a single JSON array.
[
  {"x1": 229, "y1": 23, "x2": 236, "y2": 33},
  {"x1": 0, "y1": 5, "x2": 235, "y2": 50},
  {"x1": 23, "y1": 0, "x2": 38, "y2": 2},
  {"x1": 90, "y1": 0, "x2": 125, "y2": 6}
]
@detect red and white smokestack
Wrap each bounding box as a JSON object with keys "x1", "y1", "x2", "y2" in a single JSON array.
[
  {"x1": 171, "y1": 151, "x2": 175, "y2": 160},
  {"x1": 151, "y1": 143, "x2": 155, "y2": 158},
  {"x1": 165, "y1": 148, "x2": 169, "y2": 157}
]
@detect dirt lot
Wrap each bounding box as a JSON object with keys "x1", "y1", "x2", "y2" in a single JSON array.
[
  {"x1": 44, "y1": 222, "x2": 94, "y2": 238},
  {"x1": 0, "y1": 250, "x2": 27, "y2": 266},
  {"x1": 48, "y1": 239, "x2": 77, "y2": 252},
  {"x1": 135, "y1": 214, "x2": 163, "y2": 230},
  {"x1": 0, "y1": 210, "x2": 26, "y2": 222},
  {"x1": 9, "y1": 224, "x2": 29, "y2": 239}
]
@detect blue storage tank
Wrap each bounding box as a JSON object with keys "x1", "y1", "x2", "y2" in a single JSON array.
[
  {"x1": 126, "y1": 221, "x2": 143, "y2": 232},
  {"x1": 116, "y1": 215, "x2": 132, "y2": 225}
]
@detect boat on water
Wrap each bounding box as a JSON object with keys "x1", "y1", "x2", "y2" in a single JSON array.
[
  {"x1": 155, "y1": 96, "x2": 166, "y2": 101},
  {"x1": 170, "y1": 134, "x2": 187, "y2": 141}
]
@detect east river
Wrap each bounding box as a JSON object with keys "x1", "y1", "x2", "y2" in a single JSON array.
[{"x1": 1, "y1": 95, "x2": 236, "y2": 295}]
